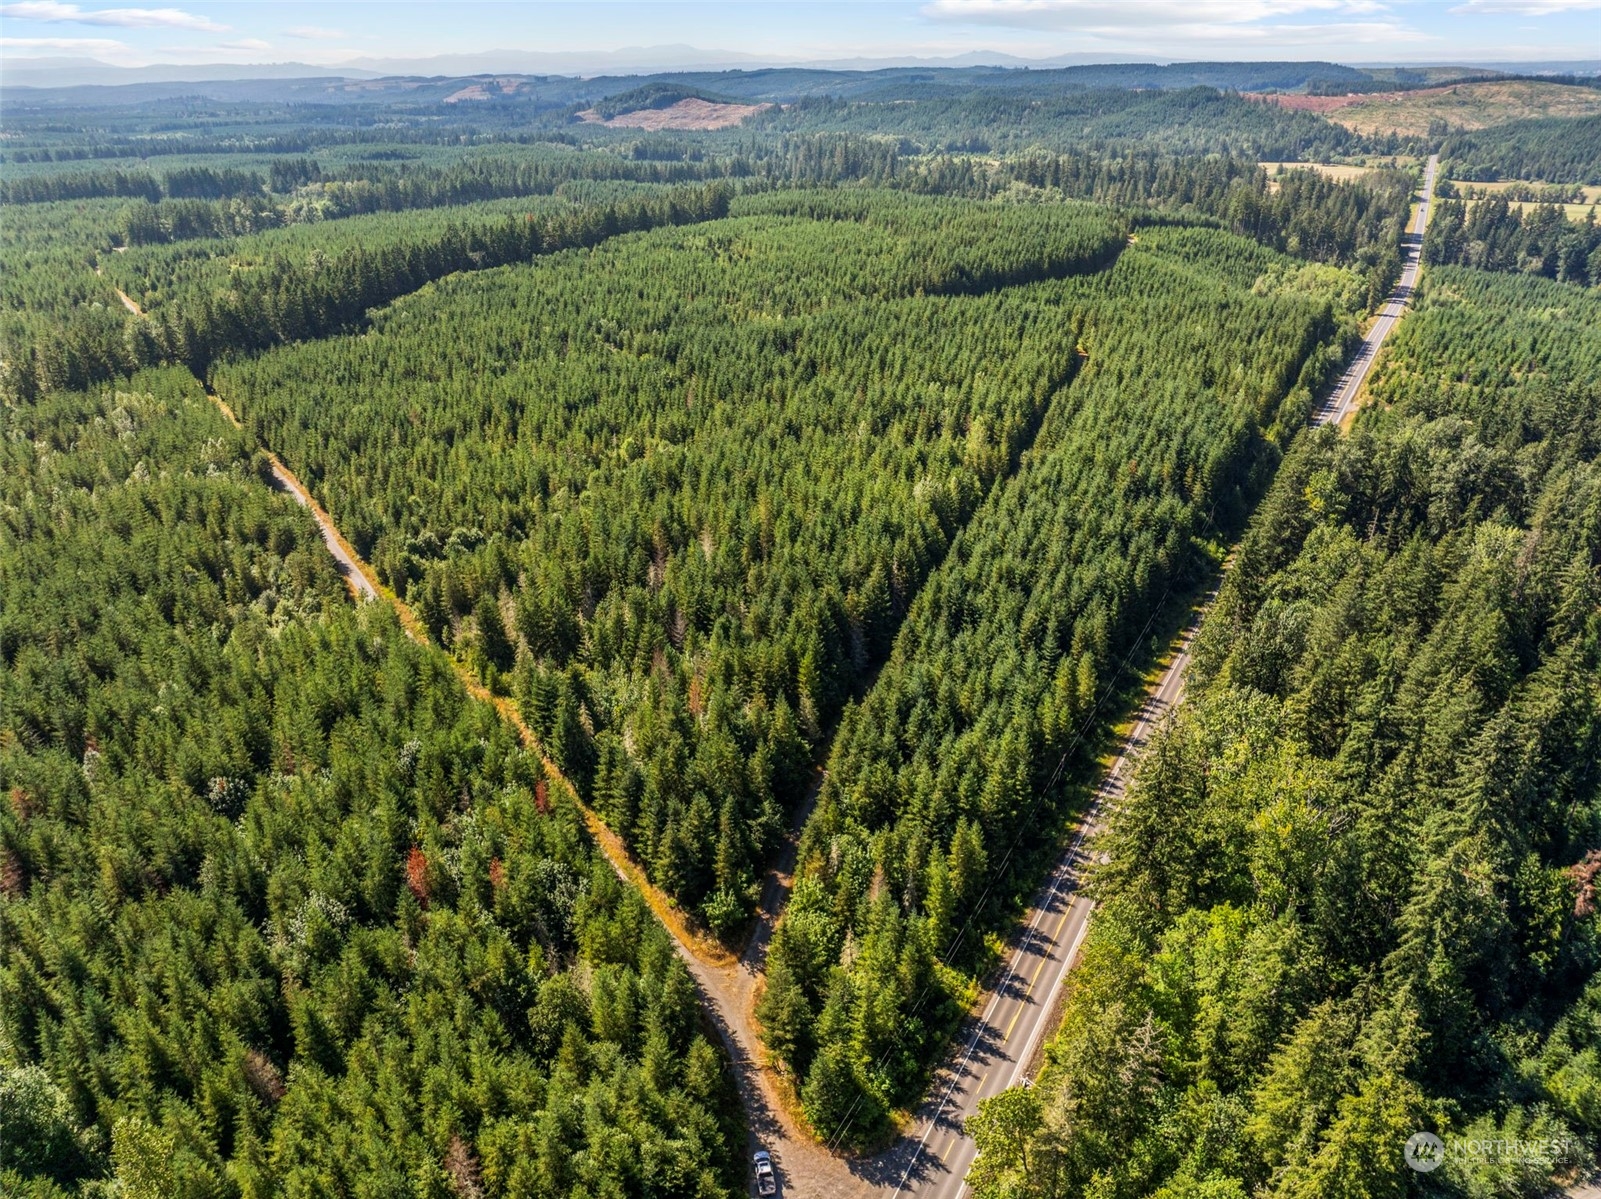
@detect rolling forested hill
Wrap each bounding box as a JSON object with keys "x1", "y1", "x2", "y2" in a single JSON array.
[
  {"x1": 2, "y1": 176, "x2": 737, "y2": 400},
  {"x1": 6, "y1": 56, "x2": 1601, "y2": 1199},
  {"x1": 1442, "y1": 113, "x2": 1601, "y2": 184},
  {"x1": 0, "y1": 141, "x2": 1413, "y2": 407},
  {"x1": 0, "y1": 109, "x2": 1419, "y2": 1189}
]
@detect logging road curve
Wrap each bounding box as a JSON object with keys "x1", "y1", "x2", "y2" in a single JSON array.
[{"x1": 205, "y1": 381, "x2": 854, "y2": 1194}]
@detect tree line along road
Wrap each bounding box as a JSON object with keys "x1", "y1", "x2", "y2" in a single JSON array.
[{"x1": 873, "y1": 153, "x2": 1439, "y2": 1199}]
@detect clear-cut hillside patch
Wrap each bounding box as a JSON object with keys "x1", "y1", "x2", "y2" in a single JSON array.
[{"x1": 579, "y1": 96, "x2": 773, "y2": 130}]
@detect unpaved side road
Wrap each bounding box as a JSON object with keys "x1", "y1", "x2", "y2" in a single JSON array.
[
  {"x1": 208, "y1": 381, "x2": 865, "y2": 1196},
  {"x1": 206, "y1": 390, "x2": 377, "y2": 603}
]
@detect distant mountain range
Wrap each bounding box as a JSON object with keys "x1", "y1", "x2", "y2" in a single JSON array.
[
  {"x1": 5, "y1": 46, "x2": 1066, "y2": 90},
  {"x1": 3, "y1": 45, "x2": 1596, "y2": 96}
]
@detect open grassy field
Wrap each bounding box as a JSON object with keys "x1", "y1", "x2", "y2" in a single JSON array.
[
  {"x1": 1253, "y1": 80, "x2": 1601, "y2": 137},
  {"x1": 1450, "y1": 179, "x2": 1601, "y2": 220},
  {"x1": 1467, "y1": 200, "x2": 1600, "y2": 220},
  {"x1": 1258, "y1": 161, "x2": 1377, "y2": 183},
  {"x1": 1456, "y1": 180, "x2": 1601, "y2": 202}
]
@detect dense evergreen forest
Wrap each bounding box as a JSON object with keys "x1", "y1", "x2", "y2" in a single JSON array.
[
  {"x1": 3, "y1": 180, "x2": 735, "y2": 401},
  {"x1": 0, "y1": 370, "x2": 744, "y2": 1197},
  {"x1": 758, "y1": 223, "x2": 1362, "y2": 1146},
  {"x1": 211, "y1": 193, "x2": 1130, "y2": 938},
  {"x1": 965, "y1": 267, "x2": 1601, "y2": 1198},
  {"x1": 1, "y1": 139, "x2": 1411, "y2": 405},
  {"x1": 0, "y1": 132, "x2": 1414, "y2": 1175},
  {"x1": 1000, "y1": 154, "x2": 1410, "y2": 309},
  {"x1": 1442, "y1": 114, "x2": 1601, "y2": 184},
  {"x1": 741, "y1": 86, "x2": 1368, "y2": 159},
  {"x1": 1425, "y1": 194, "x2": 1601, "y2": 286},
  {"x1": 0, "y1": 150, "x2": 740, "y2": 210}
]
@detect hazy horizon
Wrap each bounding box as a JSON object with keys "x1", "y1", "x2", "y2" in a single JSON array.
[{"x1": 3, "y1": 0, "x2": 1601, "y2": 77}]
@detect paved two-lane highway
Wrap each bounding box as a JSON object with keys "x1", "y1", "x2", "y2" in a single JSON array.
[
  {"x1": 876, "y1": 153, "x2": 1439, "y2": 1199},
  {"x1": 1316, "y1": 154, "x2": 1438, "y2": 426},
  {"x1": 876, "y1": 598, "x2": 1205, "y2": 1199}
]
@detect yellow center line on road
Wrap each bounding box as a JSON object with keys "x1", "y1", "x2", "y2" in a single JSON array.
[
  {"x1": 1002, "y1": 998, "x2": 1025, "y2": 1041},
  {"x1": 1029, "y1": 908, "x2": 1072, "y2": 988},
  {"x1": 1001, "y1": 898, "x2": 1078, "y2": 1045}
]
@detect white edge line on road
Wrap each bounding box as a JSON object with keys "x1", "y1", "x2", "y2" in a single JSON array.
[
  {"x1": 892, "y1": 976, "x2": 1011, "y2": 1195},
  {"x1": 894, "y1": 782, "x2": 1104, "y2": 1196},
  {"x1": 896, "y1": 602, "x2": 1196, "y2": 1195},
  {"x1": 1006, "y1": 897, "x2": 1095, "y2": 1094}
]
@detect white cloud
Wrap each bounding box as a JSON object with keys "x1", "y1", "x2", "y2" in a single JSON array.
[
  {"x1": 217, "y1": 37, "x2": 271, "y2": 50},
  {"x1": 1191, "y1": 18, "x2": 1427, "y2": 44},
  {"x1": 918, "y1": 0, "x2": 1434, "y2": 56},
  {"x1": 0, "y1": 33, "x2": 127, "y2": 49},
  {"x1": 0, "y1": 1, "x2": 226, "y2": 31},
  {"x1": 284, "y1": 24, "x2": 348, "y2": 40},
  {"x1": 924, "y1": 0, "x2": 1386, "y2": 29},
  {"x1": 1453, "y1": 0, "x2": 1601, "y2": 11}
]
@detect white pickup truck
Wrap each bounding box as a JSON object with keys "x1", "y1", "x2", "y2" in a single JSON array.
[{"x1": 753, "y1": 1150, "x2": 777, "y2": 1196}]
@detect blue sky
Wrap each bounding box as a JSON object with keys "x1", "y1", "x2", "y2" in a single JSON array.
[{"x1": 1, "y1": 0, "x2": 1598, "y2": 68}]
